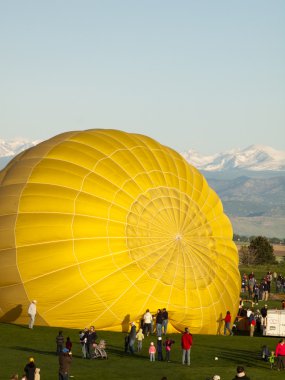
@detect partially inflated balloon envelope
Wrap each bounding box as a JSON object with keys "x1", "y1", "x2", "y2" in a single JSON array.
[{"x1": 0, "y1": 129, "x2": 240, "y2": 333}]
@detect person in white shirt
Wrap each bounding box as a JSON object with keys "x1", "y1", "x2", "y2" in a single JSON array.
[
  {"x1": 28, "y1": 300, "x2": 37, "y2": 329},
  {"x1": 143, "y1": 309, "x2": 153, "y2": 336}
]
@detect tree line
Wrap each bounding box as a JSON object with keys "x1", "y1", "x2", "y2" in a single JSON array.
[{"x1": 234, "y1": 234, "x2": 285, "y2": 245}]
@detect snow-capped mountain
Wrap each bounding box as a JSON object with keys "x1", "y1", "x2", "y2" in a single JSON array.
[
  {"x1": 181, "y1": 145, "x2": 285, "y2": 171},
  {"x1": 0, "y1": 138, "x2": 40, "y2": 157},
  {"x1": 0, "y1": 139, "x2": 285, "y2": 172}
]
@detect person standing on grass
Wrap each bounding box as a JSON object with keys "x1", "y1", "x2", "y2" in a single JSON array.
[
  {"x1": 181, "y1": 327, "x2": 193, "y2": 366},
  {"x1": 275, "y1": 338, "x2": 285, "y2": 371},
  {"x1": 143, "y1": 309, "x2": 153, "y2": 336},
  {"x1": 56, "y1": 331, "x2": 64, "y2": 355},
  {"x1": 223, "y1": 311, "x2": 233, "y2": 336},
  {"x1": 58, "y1": 348, "x2": 72, "y2": 380},
  {"x1": 24, "y1": 357, "x2": 36, "y2": 380},
  {"x1": 164, "y1": 337, "x2": 175, "y2": 362},
  {"x1": 156, "y1": 309, "x2": 163, "y2": 336},
  {"x1": 27, "y1": 300, "x2": 37, "y2": 329},
  {"x1": 149, "y1": 342, "x2": 156, "y2": 361},
  {"x1": 128, "y1": 322, "x2": 137, "y2": 354},
  {"x1": 162, "y1": 308, "x2": 169, "y2": 335},
  {"x1": 157, "y1": 336, "x2": 163, "y2": 361},
  {"x1": 136, "y1": 327, "x2": 144, "y2": 352}
]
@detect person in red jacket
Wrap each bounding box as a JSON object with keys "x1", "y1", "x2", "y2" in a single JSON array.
[
  {"x1": 275, "y1": 338, "x2": 285, "y2": 370},
  {"x1": 223, "y1": 311, "x2": 233, "y2": 336},
  {"x1": 181, "y1": 327, "x2": 193, "y2": 366}
]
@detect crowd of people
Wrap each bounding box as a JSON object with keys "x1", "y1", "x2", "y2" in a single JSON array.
[
  {"x1": 12, "y1": 294, "x2": 285, "y2": 379},
  {"x1": 241, "y1": 270, "x2": 285, "y2": 301},
  {"x1": 124, "y1": 308, "x2": 193, "y2": 365}
]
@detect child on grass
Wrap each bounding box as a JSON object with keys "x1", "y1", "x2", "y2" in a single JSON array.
[
  {"x1": 269, "y1": 351, "x2": 275, "y2": 369},
  {"x1": 136, "y1": 328, "x2": 144, "y2": 352},
  {"x1": 149, "y1": 342, "x2": 156, "y2": 361},
  {"x1": 164, "y1": 337, "x2": 175, "y2": 362}
]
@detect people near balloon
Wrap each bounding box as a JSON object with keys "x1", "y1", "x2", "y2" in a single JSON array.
[
  {"x1": 156, "y1": 309, "x2": 163, "y2": 336},
  {"x1": 24, "y1": 357, "x2": 36, "y2": 380},
  {"x1": 79, "y1": 328, "x2": 89, "y2": 359},
  {"x1": 86, "y1": 326, "x2": 98, "y2": 359},
  {"x1": 128, "y1": 322, "x2": 137, "y2": 354},
  {"x1": 56, "y1": 330, "x2": 64, "y2": 355},
  {"x1": 163, "y1": 337, "x2": 175, "y2": 362},
  {"x1": 124, "y1": 334, "x2": 130, "y2": 353},
  {"x1": 65, "y1": 336, "x2": 72, "y2": 352},
  {"x1": 181, "y1": 327, "x2": 193, "y2": 366},
  {"x1": 157, "y1": 336, "x2": 163, "y2": 361},
  {"x1": 136, "y1": 327, "x2": 144, "y2": 352},
  {"x1": 27, "y1": 300, "x2": 37, "y2": 329},
  {"x1": 143, "y1": 309, "x2": 153, "y2": 337},
  {"x1": 232, "y1": 365, "x2": 250, "y2": 380},
  {"x1": 161, "y1": 308, "x2": 168, "y2": 335},
  {"x1": 148, "y1": 342, "x2": 156, "y2": 362},
  {"x1": 248, "y1": 312, "x2": 256, "y2": 337},
  {"x1": 223, "y1": 311, "x2": 233, "y2": 336},
  {"x1": 275, "y1": 338, "x2": 285, "y2": 371},
  {"x1": 58, "y1": 348, "x2": 72, "y2": 380}
]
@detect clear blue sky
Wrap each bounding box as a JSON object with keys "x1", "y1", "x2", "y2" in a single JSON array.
[{"x1": 0, "y1": 0, "x2": 284, "y2": 154}]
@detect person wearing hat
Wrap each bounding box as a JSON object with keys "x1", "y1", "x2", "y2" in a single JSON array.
[
  {"x1": 232, "y1": 366, "x2": 250, "y2": 379},
  {"x1": 24, "y1": 357, "x2": 36, "y2": 380},
  {"x1": 157, "y1": 336, "x2": 163, "y2": 361},
  {"x1": 212, "y1": 376, "x2": 221, "y2": 380},
  {"x1": 27, "y1": 300, "x2": 37, "y2": 329},
  {"x1": 59, "y1": 348, "x2": 72, "y2": 380}
]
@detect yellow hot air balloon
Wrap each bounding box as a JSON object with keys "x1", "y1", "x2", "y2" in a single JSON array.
[{"x1": 0, "y1": 129, "x2": 240, "y2": 334}]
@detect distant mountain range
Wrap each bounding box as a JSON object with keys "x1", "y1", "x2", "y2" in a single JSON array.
[
  {"x1": 181, "y1": 145, "x2": 285, "y2": 172},
  {"x1": 0, "y1": 139, "x2": 285, "y2": 238},
  {"x1": 1, "y1": 139, "x2": 285, "y2": 172}
]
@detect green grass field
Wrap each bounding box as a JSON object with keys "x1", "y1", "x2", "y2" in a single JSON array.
[
  {"x1": 3, "y1": 264, "x2": 285, "y2": 380},
  {"x1": 1, "y1": 322, "x2": 285, "y2": 380}
]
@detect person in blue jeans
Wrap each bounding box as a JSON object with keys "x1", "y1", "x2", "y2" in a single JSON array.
[{"x1": 162, "y1": 308, "x2": 168, "y2": 335}]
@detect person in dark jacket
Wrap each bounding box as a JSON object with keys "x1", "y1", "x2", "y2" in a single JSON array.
[
  {"x1": 86, "y1": 326, "x2": 97, "y2": 359},
  {"x1": 157, "y1": 336, "x2": 163, "y2": 361},
  {"x1": 24, "y1": 357, "x2": 36, "y2": 380},
  {"x1": 58, "y1": 348, "x2": 72, "y2": 380},
  {"x1": 156, "y1": 309, "x2": 163, "y2": 336},
  {"x1": 128, "y1": 322, "x2": 137, "y2": 354},
  {"x1": 232, "y1": 366, "x2": 250, "y2": 380}
]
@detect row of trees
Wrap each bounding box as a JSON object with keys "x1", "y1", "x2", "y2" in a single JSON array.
[
  {"x1": 239, "y1": 236, "x2": 276, "y2": 265},
  {"x1": 234, "y1": 233, "x2": 285, "y2": 245}
]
